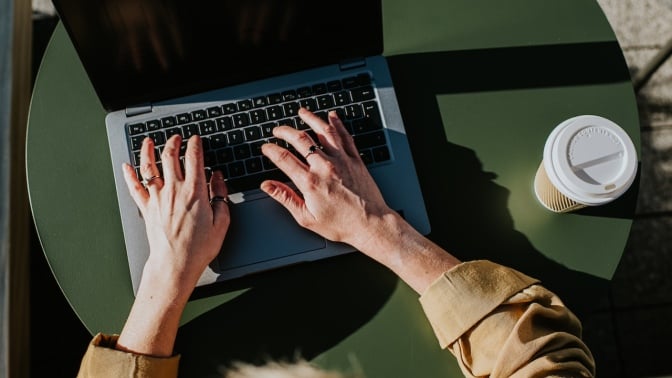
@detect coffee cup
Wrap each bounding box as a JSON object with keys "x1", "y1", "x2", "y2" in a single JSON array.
[{"x1": 534, "y1": 115, "x2": 638, "y2": 213}]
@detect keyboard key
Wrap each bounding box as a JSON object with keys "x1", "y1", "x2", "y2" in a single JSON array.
[
  {"x1": 342, "y1": 76, "x2": 359, "y2": 89},
  {"x1": 327, "y1": 80, "x2": 342, "y2": 92},
  {"x1": 131, "y1": 135, "x2": 145, "y2": 150},
  {"x1": 245, "y1": 157, "x2": 263, "y2": 173},
  {"x1": 191, "y1": 109, "x2": 207, "y2": 121},
  {"x1": 149, "y1": 131, "x2": 167, "y2": 145},
  {"x1": 356, "y1": 72, "x2": 372, "y2": 86},
  {"x1": 243, "y1": 126, "x2": 262, "y2": 141},
  {"x1": 354, "y1": 130, "x2": 386, "y2": 149},
  {"x1": 237, "y1": 99, "x2": 252, "y2": 111},
  {"x1": 227, "y1": 161, "x2": 245, "y2": 177},
  {"x1": 261, "y1": 122, "x2": 277, "y2": 138},
  {"x1": 268, "y1": 93, "x2": 283, "y2": 104},
  {"x1": 233, "y1": 144, "x2": 251, "y2": 160},
  {"x1": 209, "y1": 133, "x2": 228, "y2": 148},
  {"x1": 176, "y1": 113, "x2": 191, "y2": 124},
  {"x1": 297, "y1": 86, "x2": 312, "y2": 98},
  {"x1": 282, "y1": 90, "x2": 298, "y2": 101},
  {"x1": 227, "y1": 129, "x2": 244, "y2": 145},
  {"x1": 146, "y1": 119, "x2": 161, "y2": 131},
  {"x1": 233, "y1": 113, "x2": 250, "y2": 128},
  {"x1": 252, "y1": 96, "x2": 268, "y2": 107},
  {"x1": 299, "y1": 98, "x2": 317, "y2": 111},
  {"x1": 216, "y1": 147, "x2": 234, "y2": 164},
  {"x1": 161, "y1": 116, "x2": 177, "y2": 127},
  {"x1": 312, "y1": 83, "x2": 328, "y2": 95},
  {"x1": 199, "y1": 120, "x2": 217, "y2": 135},
  {"x1": 165, "y1": 127, "x2": 182, "y2": 139},
  {"x1": 216, "y1": 116, "x2": 233, "y2": 131},
  {"x1": 222, "y1": 103, "x2": 237, "y2": 114},
  {"x1": 249, "y1": 109, "x2": 267, "y2": 124},
  {"x1": 350, "y1": 85, "x2": 375, "y2": 102},
  {"x1": 372, "y1": 146, "x2": 391, "y2": 162},
  {"x1": 344, "y1": 104, "x2": 363, "y2": 119},
  {"x1": 359, "y1": 149, "x2": 373, "y2": 165},
  {"x1": 250, "y1": 140, "x2": 266, "y2": 156},
  {"x1": 182, "y1": 124, "x2": 199, "y2": 138},
  {"x1": 206, "y1": 106, "x2": 222, "y2": 118},
  {"x1": 283, "y1": 102, "x2": 299, "y2": 117},
  {"x1": 128, "y1": 123, "x2": 145, "y2": 134},
  {"x1": 333, "y1": 91, "x2": 351, "y2": 106},
  {"x1": 317, "y1": 94, "x2": 335, "y2": 109},
  {"x1": 266, "y1": 105, "x2": 284, "y2": 120}
]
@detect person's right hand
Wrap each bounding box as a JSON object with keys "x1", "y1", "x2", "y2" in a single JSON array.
[{"x1": 260, "y1": 108, "x2": 397, "y2": 252}]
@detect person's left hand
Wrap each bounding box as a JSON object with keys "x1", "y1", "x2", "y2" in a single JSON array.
[{"x1": 122, "y1": 134, "x2": 230, "y2": 290}]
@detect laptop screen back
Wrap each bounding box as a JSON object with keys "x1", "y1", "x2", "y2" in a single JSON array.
[{"x1": 52, "y1": 0, "x2": 384, "y2": 112}]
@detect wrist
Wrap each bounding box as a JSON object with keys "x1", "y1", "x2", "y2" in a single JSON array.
[{"x1": 351, "y1": 210, "x2": 461, "y2": 294}]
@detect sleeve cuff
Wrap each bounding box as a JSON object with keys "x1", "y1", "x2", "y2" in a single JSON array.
[
  {"x1": 419, "y1": 260, "x2": 539, "y2": 348},
  {"x1": 79, "y1": 333, "x2": 180, "y2": 377}
]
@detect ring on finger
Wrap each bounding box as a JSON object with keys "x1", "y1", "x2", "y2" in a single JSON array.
[
  {"x1": 304, "y1": 144, "x2": 323, "y2": 159},
  {"x1": 210, "y1": 196, "x2": 229, "y2": 205},
  {"x1": 142, "y1": 175, "x2": 161, "y2": 188}
]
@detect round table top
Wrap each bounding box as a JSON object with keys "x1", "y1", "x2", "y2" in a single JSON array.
[{"x1": 27, "y1": 1, "x2": 640, "y2": 376}]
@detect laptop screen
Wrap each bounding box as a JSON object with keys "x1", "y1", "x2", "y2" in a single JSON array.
[{"x1": 52, "y1": 0, "x2": 383, "y2": 112}]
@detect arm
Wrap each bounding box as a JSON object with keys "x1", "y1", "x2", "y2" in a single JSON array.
[
  {"x1": 78, "y1": 134, "x2": 230, "y2": 377},
  {"x1": 261, "y1": 108, "x2": 595, "y2": 377}
]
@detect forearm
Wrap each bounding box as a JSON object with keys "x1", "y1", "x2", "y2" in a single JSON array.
[
  {"x1": 116, "y1": 261, "x2": 194, "y2": 357},
  {"x1": 352, "y1": 211, "x2": 461, "y2": 294}
]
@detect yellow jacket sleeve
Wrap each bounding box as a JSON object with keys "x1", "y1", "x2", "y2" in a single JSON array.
[
  {"x1": 419, "y1": 260, "x2": 595, "y2": 377},
  {"x1": 77, "y1": 333, "x2": 180, "y2": 378}
]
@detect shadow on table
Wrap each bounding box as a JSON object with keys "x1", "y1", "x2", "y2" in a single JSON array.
[{"x1": 174, "y1": 42, "x2": 635, "y2": 377}]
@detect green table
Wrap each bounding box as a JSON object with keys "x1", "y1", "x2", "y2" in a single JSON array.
[{"x1": 27, "y1": 1, "x2": 640, "y2": 376}]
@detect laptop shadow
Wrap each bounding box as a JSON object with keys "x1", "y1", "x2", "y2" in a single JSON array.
[{"x1": 174, "y1": 42, "x2": 637, "y2": 377}]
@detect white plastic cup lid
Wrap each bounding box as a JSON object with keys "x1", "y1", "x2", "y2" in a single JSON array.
[{"x1": 543, "y1": 115, "x2": 638, "y2": 206}]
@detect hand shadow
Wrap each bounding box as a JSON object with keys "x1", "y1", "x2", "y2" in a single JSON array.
[{"x1": 386, "y1": 42, "x2": 638, "y2": 372}]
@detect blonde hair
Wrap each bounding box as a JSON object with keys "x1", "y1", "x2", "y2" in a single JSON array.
[{"x1": 223, "y1": 360, "x2": 356, "y2": 378}]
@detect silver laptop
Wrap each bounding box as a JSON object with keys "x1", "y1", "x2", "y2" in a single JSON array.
[{"x1": 52, "y1": 0, "x2": 431, "y2": 295}]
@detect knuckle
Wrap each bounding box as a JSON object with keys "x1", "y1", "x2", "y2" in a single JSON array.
[
  {"x1": 297, "y1": 131, "x2": 313, "y2": 144},
  {"x1": 140, "y1": 162, "x2": 155, "y2": 175}
]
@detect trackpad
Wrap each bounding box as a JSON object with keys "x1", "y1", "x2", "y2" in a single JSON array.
[{"x1": 217, "y1": 197, "x2": 326, "y2": 269}]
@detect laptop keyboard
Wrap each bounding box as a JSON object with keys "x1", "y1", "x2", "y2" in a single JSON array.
[{"x1": 125, "y1": 72, "x2": 391, "y2": 194}]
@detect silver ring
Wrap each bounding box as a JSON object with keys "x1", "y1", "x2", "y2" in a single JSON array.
[
  {"x1": 142, "y1": 175, "x2": 161, "y2": 187},
  {"x1": 210, "y1": 196, "x2": 229, "y2": 205},
  {"x1": 304, "y1": 144, "x2": 323, "y2": 159}
]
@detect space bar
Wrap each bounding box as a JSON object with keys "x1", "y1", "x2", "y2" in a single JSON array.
[{"x1": 224, "y1": 169, "x2": 291, "y2": 194}]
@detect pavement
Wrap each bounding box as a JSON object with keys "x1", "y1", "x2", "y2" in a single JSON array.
[{"x1": 28, "y1": 0, "x2": 672, "y2": 377}]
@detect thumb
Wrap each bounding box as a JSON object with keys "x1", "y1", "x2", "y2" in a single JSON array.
[{"x1": 261, "y1": 180, "x2": 312, "y2": 226}]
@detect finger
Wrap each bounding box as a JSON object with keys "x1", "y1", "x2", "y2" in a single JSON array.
[
  {"x1": 183, "y1": 135, "x2": 206, "y2": 188},
  {"x1": 328, "y1": 110, "x2": 359, "y2": 158},
  {"x1": 161, "y1": 134, "x2": 184, "y2": 183},
  {"x1": 122, "y1": 162, "x2": 149, "y2": 210},
  {"x1": 272, "y1": 125, "x2": 323, "y2": 162},
  {"x1": 139, "y1": 137, "x2": 163, "y2": 192},
  {"x1": 261, "y1": 142, "x2": 310, "y2": 185},
  {"x1": 260, "y1": 180, "x2": 314, "y2": 227},
  {"x1": 209, "y1": 170, "x2": 230, "y2": 230},
  {"x1": 297, "y1": 107, "x2": 341, "y2": 152}
]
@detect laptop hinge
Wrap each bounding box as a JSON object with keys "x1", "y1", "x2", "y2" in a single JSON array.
[
  {"x1": 125, "y1": 103, "x2": 153, "y2": 117},
  {"x1": 339, "y1": 58, "x2": 367, "y2": 71}
]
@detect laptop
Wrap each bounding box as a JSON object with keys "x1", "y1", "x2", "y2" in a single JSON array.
[{"x1": 51, "y1": 0, "x2": 431, "y2": 295}]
